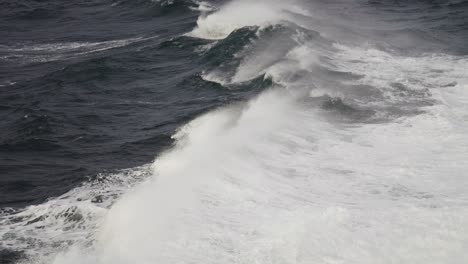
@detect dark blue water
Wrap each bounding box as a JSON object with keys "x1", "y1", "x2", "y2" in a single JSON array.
[
  {"x1": 1, "y1": 0, "x2": 468, "y2": 263},
  {"x1": 0, "y1": 0, "x2": 267, "y2": 208}
]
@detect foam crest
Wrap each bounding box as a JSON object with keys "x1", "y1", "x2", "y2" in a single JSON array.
[
  {"x1": 190, "y1": 1, "x2": 216, "y2": 12},
  {"x1": 188, "y1": 0, "x2": 302, "y2": 39},
  {"x1": 49, "y1": 88, "x2": 299, "y2": 264}
]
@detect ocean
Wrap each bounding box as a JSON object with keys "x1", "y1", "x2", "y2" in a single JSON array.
[{"x1": 1, "y1": 0, "x2": 468, "y2": 263}]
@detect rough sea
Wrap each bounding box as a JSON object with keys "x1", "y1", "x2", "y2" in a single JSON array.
[{"x1": 1, "y1": 0, "x2": 468, "y2": 263}]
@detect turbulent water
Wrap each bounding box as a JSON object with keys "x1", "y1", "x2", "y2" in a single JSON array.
[{"x1": 1, "y1": 0, "x2": 468, "y2": 263}]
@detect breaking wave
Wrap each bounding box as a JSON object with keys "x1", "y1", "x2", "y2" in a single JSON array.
[{"x1": 2, "y1": 0, "x2": 468, "y2": 263}]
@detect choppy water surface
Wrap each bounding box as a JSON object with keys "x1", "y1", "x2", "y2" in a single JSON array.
[{"x1": 1, "y1": 0, "x2": 468, "y2": 263}]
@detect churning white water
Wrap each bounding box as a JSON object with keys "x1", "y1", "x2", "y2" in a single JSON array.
[{"x1": 3, "y1": 0, "x2": 468, "y2": 263}]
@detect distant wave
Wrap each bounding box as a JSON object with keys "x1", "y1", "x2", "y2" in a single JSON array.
[{"x1": 0, "y1": 36, "x2": 157, "y2": 64}]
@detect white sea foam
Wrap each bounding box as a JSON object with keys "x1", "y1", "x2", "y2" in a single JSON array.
[
  {"x1": 44, "y1": 47, "x2": 468, "y2": 263},
  {"x1": 4, "y1": 0, "x2": 468, "y2": 263},
  {"x1": 187, "y1": 0, "x2": 303, "y2": 39},
  {"x1": 200, "y1": 70, "x2": 229, "y2": 86},
  {"x1": 190, "y1": 1, "x2": 216, "y2": 12},
  {"x1": 0, "y1": 165, "x2": 153, "y2": 263}
]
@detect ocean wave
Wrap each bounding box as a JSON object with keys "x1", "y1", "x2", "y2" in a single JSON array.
[{"x1": 2, "y1": 0, "x2": 468, "y2": 263}]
